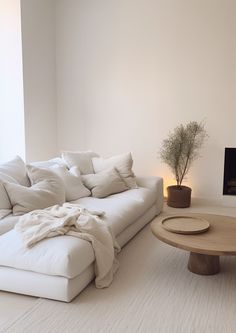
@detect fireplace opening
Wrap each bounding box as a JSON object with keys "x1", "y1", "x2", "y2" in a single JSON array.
[{"x1": 223, "y1": 148, "x2": 236, "y2": 195}]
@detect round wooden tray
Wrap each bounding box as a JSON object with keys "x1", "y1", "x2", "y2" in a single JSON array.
[{"x1": 161, "y1": 215, "x2": 210, "y2": 234}]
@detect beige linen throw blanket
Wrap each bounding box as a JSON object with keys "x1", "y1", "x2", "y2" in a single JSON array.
[{"x1": 15, "y1": 203, "x2": 120, "y2": 288}]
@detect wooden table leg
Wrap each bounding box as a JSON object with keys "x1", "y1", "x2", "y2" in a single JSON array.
[{"x1": 188, "y1": 252, "x2": 220, "y2": 275}]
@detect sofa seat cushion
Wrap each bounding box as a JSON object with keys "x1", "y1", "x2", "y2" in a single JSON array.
[
  {"x1": 75, "y1": 187, "x2": 157, "y2": 236},
  {"x1": 0, "y1": 187, "x2": 156, "y2": 279},
  {"x1": 0, "y1": 214, "x2": 19, "y2": 235},
  {"x1": 0, "y1": 230, "x2": 94, "y2": 279}
]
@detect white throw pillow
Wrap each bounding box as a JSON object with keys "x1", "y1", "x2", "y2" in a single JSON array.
[
  {"x1": 50, "y1": 165, "x2": 91, "y2": 201},
  {"x1": 0, "y1": 209, "x2": 11, "y2": 220},
  {"x1": 69, "y1": 166, "x2": 81, "y2": 177},
  {"x1": 92, "y1": 153, "x2": 137, "y2": 189},
  {"x1": 0, "y1": 156, "x2": 30, "y2": 186},
  {"x1": 82, "y1": 168, "x2": 128, "y2": 198},
  {"x1": 0, "y1": 156, "x2": 30, "y2": 210},
  {"x1": 4, "y1": 166, "x2": 65, "y2": 215},
  {"x1": 62, "y1": 151, "x2": 99, "y2": 175},
  {"x1": 0, "y1": 173, "x2": 18, "y2": 209}
]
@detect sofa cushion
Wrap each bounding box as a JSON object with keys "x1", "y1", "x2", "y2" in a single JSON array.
[
  {"x1": 75, "y1": 187, "x2": 157, "y2": 236},
  {"x1": 0, "y1": 209, "x2": 11, "y2": 220},
  {"x1": 4, "y1": 166, "x2": 65, "y2": 215},
  {"x1": 0, "y1": 156, "x2": 30, "y2": 210},
  {"x1": 0, "y1": 156, "x2": 29, "y2": 186},
  {"x1": 0, "y1": 214, "x2": 19, "y2": 235},
  {"x1": 82, "y1": 168, "x2": 128, "y2": 198},
  {"x1": 31, "y1": 157, "x2": 67, "y2": 169},
  {"x1": 0, "y1": 230, "x2": 94, "y2": 279},
  {"x1": 92, "y1": 152, "x2": 137, "y2": 189},
  {"x1": 50, "y1": 165, "x2": 91, "y2": 201},
  {"x1": 62, "y1": 151, "x2": 99, "y2": 175},
  {"x1": 0, "y1": 173, "x2": 18, "y2": 210},
  {"x1": 0, "y1": 187, "x2": 157, "y2": 280}
]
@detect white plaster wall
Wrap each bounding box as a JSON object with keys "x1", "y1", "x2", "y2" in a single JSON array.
[
  {"x1": 21, "y1": 0, "x2": 58, "y2": 162},
  {"x1": 0, "y1": 0, "x2": 25, "y2": 162},
  {"x1": 55, "y1": 1, "x2": 86, "y2": 151},
  {"x1": 56, "y1": 0, "x2": 236, "y2": 201}
]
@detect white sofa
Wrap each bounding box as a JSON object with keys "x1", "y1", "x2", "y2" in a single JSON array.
[{"x1": 0, "y1": 158, "x2": 163, "y2": 302}]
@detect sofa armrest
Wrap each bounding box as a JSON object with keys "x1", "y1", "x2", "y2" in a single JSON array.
[{"x1": 136, "y1": 176, "x2": 164, "y2": 215}]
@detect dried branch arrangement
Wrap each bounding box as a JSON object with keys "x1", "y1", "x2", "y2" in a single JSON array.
[{"x1": 160, "y1": 121, "x2": 208, "y2": 187}]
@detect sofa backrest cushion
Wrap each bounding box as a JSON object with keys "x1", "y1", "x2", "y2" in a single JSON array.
[
  {"x1": 62, "y1": 151, "x2": 99, "y2": 175},
  {"x1": 31, "y1": 157, "x2": 67, "y2": 169},
  {"x1": 4, "y1": 166, "x2": 65, "y2": 215}
]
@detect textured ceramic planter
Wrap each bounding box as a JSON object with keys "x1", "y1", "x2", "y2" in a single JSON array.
[{"x1": 167, "y1": 185, "x2": 192, "y2": 208}]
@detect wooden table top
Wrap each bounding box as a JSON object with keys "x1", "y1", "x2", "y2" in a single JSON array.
[{"x1": 151, "y1": 213, "x2": 236, "y2": 256}]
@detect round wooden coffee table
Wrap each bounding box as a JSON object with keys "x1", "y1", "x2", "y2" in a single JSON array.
[{"x1": 151, "y1": 213, "x2": 236, "y2": 275}]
